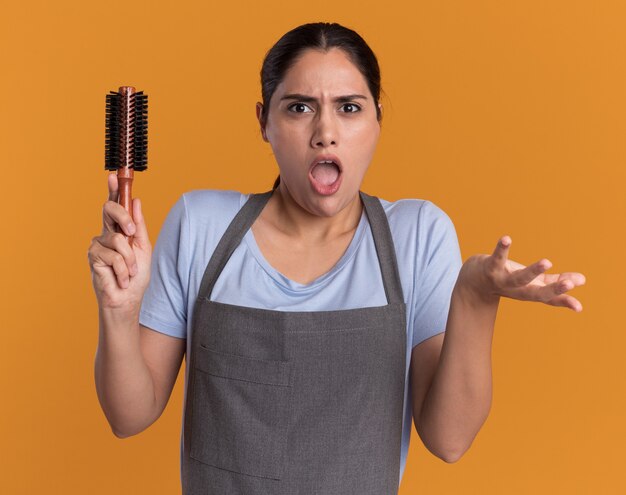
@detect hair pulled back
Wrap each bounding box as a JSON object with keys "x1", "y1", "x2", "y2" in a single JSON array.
[{"x1": 259, "y1": 22, "x2": 382, "y2": 190}]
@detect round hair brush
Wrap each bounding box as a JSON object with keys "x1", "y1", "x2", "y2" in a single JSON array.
[{"x1": 104, "y1": 86, "x2": 148, "y2": 246}]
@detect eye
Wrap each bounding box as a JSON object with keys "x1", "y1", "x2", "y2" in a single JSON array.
[
  {"x1": 340, "y1": 103, "x2": 362, "y2": 113},
  {"x1": 288, "y1": 103, "x2": 313, "y2": 113}
]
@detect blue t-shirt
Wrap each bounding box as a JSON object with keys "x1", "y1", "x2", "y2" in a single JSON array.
[{"x1": 139, "y1": 189, "x2": 463, "y2": 485}]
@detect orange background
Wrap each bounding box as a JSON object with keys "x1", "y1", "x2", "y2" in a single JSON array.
[{"x1": 0, "y1": 0, "x2": 623, "y2": 493}]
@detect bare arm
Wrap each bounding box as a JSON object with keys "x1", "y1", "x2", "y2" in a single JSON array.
[
  {"x1": 95, "y1": 317, "x2": 185, "y2": 438},
  {"x1": 410, "y1": 285, "x2": 497, "y2": 463},
  {"x1": 410, "y1": 235, "x2": 585, "y2": 463},
  {"x1": 89, "y1": 173, "x2": 186, "y2": 438}
]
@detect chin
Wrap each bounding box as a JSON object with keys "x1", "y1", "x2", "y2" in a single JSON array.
[
  {"x1": 282, "y1": 181, "x2": 356, "y2": 217},
  {"x1": 310, "y1": 193, "x2": 357, "y2": 218}
]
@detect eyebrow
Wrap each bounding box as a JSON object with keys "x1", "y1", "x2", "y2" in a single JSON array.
[{"x1": 280, "y1": 93, "x2": 369, "y2": 103}]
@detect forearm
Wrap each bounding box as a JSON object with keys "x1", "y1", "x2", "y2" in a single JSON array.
[
  {"x1": 94, "y1": 307, "x2": 158, "y2": 438},
  {"x1": 416, "y1": 281, "x2": 499, "y2": 462}
]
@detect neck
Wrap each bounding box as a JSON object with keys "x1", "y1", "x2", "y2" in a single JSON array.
[{"x1": 267, "y1": 183, "x2": 363, "y2": 243}]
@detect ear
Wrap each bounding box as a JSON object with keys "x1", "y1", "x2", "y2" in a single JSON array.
[{"x1": 256, "y1": 102, "x2": 268, "y2": 142}]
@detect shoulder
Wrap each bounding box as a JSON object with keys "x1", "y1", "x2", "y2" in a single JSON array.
[
  {"x1": 373, "y1": 195, "x2": 459, "y2": 271},
  {"x1": 182, "y1": 188, "x2": 246, "y2": 214},
  {"x1": 178, "y1": 188, "x2": 248, "y2": 230},
  {"x1": 155, "y1": 189, "x2": 248, "y2": 253},
  {"x1": 375, "y1": 195, "x2": 455, "y2": 235}
]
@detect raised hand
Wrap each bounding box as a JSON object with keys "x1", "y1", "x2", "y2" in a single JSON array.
[
  {"x1": 457, "y1": 236, "x2": 586, "y2": 312},
  {"x1": 87, "y1": 173, "x2": 152, "y2": 313}
]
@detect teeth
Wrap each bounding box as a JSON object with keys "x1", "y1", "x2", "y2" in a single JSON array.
[{"x1": 318, "y1": 160, "x2": 335, "y2": 164}]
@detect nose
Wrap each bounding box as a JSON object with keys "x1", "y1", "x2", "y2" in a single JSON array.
[{"x1": 310, "y1": 107, "x2": 337, "y2": 148}]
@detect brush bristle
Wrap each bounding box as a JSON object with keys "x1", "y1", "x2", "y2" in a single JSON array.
[
  {"x1": 133, "y1": 92, "x2": 148, "y2": 171},
  {"x1": 104, "y1": 89, "x2": 148, "y2": 171},
  {"x1": 105, "y1": 91, "x2": 122, "y2": 171}
]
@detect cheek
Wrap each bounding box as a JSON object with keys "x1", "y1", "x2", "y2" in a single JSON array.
[
  {"x1": 346, "y1": 123, "x2": 380, "y2": 157},
  {"x1": 269, "y1": 128, "x2": 307, "y2": 171}
]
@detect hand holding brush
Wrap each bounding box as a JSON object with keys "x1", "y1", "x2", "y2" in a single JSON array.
[
  {"x1": 88, "y1": 86, "x2": 152, "y2": 311},
  {"x1": 104, "y1": 86, "x2": 148, "y2": 247}
]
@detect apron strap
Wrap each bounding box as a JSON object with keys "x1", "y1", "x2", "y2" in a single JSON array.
[
  {"x1": 196, "y1": 190, "x2": 404, "y2": 306},
  {"x1": 359, "y1": 191, "x2": 405, "y2": 306},
  {"x1": 196, "y1": 190, "x2": 273, "y2": 303}
]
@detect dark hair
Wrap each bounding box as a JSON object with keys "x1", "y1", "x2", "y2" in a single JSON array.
[{"x1": 260, "y1": 22, "x2": 383, "y2": 190}]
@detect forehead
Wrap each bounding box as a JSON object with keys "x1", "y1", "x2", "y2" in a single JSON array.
[{"x1": 274, "y1": 48, "x2": 371, "y2": 98}]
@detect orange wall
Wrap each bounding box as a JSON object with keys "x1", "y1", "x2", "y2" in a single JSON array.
[{"x1": 0, "y1": 0, "x2": 622, "y2": 493}]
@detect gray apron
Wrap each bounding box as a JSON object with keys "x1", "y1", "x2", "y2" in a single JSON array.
[{"x1": 182, "y1": 190, "x2": 407, "y2": 495}]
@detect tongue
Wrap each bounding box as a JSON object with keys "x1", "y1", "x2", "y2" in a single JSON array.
[{"x1": 311, "y1": 162, "x2": 340, "y2": 185}]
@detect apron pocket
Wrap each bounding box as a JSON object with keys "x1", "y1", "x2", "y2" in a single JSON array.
[{"x1": 190, "y1": 343, "x2": 293, "y2": 480}]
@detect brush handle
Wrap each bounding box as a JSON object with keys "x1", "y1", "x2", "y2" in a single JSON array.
[{"x1": 117, "y1": 166, "x2": 135, "y2": 247}]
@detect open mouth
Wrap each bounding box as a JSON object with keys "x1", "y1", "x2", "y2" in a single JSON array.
[
  {"x1": 308, "y1": 156, "x2": 343, "y2": 195},
  {"x1": 311, "y1": 160, "x2": 341, "y2": 185}
]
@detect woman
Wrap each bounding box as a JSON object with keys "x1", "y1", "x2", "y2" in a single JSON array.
[{"x1": 88, "y1": 22, "x2": 586, "y2": 494}]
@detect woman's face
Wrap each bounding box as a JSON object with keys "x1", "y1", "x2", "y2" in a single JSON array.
[{"x1": 257, "y1": 47, "x2": 381, "y2": 218}]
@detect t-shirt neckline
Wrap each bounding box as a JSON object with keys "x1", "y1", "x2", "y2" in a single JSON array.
[{"x1": 241, "y1": 193, "x2": 368, "y2": 292}]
